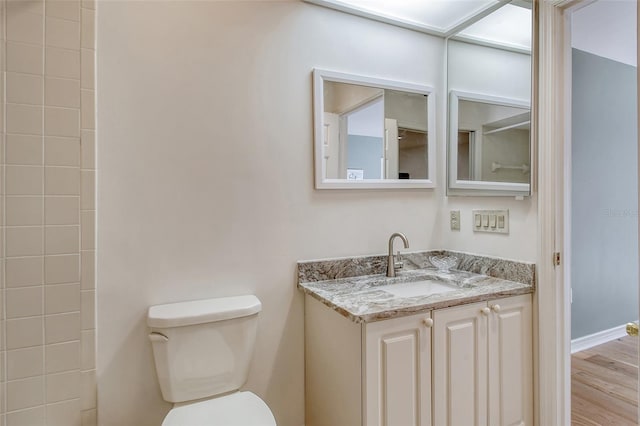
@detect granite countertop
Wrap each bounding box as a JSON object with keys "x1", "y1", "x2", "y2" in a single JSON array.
[{"x1": 297, "y1": 251, "x2": 535, "y2": 323}]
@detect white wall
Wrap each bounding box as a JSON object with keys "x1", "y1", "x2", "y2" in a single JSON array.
[{"x1": 97, "y1": 2, "x2": 538, "y2": 426}]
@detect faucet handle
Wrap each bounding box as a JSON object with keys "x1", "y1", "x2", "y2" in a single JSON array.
[{"x1": 394, "y1": 251, "x2": 404, "y2": 270}]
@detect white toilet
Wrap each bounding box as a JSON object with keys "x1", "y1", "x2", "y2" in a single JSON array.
[{"x1": 147, "y1": 295, "x2": 276, "y2": 426}]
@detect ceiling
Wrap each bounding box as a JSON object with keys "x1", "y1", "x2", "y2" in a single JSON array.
[{"x1": 305, "y1": 0, "x2": 532, "y2": 52}]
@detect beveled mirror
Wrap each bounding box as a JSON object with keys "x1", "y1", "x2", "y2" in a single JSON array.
[{"x1": 313, "y1": 69, "x2": 436, "y2": 189}]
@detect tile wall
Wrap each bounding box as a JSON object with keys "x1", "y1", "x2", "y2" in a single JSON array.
[{"x1": 1, "y1": 0, "x2": 96, "y2": 425}]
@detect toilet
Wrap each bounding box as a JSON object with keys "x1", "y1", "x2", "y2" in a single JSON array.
[{"x1": 147, "y1": 295, "x2": 276, "y2": 426}]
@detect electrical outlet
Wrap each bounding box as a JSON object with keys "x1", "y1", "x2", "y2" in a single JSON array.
[{"x1": 450, "y1": 210, "x2": 461, "y2": 230}]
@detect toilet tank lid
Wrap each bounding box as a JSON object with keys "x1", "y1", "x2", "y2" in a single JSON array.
[{"x1": 147, "y1": 295, "x2": 262, "y2": 328}]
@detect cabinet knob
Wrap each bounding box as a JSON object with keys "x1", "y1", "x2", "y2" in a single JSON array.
[
  {"x1": 423, "y1": 318, "x2": 433, "y2": 327},
  {"x1": 491, "y1": 304, "x2": 501, "y2": 313},
  {"x1": 481, "y1": 307, "x2": 491, "y2": 316}
]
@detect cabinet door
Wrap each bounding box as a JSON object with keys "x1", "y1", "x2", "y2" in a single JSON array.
[
  {"x1": 488, "y1": 294, "x2": 533, "y2": 426},
  {"x1": 365, "y1": 312, "x2": 432, "y2": 426},
  {"x1": 433, "y1": 301, "x2": 488, "y2": 426}
]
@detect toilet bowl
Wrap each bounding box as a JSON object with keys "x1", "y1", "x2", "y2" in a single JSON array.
[{"x1": 147, "y1": 295, "x2": 276, "y2": 425}]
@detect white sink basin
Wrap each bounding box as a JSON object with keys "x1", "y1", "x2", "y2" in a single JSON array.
[{"x1": 378, "y1": 280, "x2": 459, "y2": 298}]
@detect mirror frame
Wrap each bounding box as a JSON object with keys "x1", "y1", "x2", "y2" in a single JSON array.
[
  {"x1": 313, "y1": 69, "x2": 436, "y2": 189},
  {"x1": 448, "y1": 90, "x2": 531, "y2": 196}
]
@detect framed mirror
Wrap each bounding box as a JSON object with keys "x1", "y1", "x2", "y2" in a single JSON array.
[
  {"x1": 447, "y1": 1, "x2": 533, "y2": 196},
  {"x1": 313, "y1": 69, "x2": 436, "y2": 189}
]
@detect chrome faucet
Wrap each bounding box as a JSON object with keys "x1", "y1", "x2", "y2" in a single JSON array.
[{"x1": 387, "y1": 232, "x2": 410, "y2": 277}]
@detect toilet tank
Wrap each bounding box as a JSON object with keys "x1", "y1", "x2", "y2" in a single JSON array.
[{"x1": 147, "y1": 295, "x2": 262, "y2": 403}]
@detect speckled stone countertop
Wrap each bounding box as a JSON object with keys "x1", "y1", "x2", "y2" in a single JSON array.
[{"x1": 297, "y1": 250, "x2": 535, "y2": 323}]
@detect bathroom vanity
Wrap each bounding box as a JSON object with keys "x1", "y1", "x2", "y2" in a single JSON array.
[{"x1": 298, "y1": 251, "x2": 534, "y2": 426}]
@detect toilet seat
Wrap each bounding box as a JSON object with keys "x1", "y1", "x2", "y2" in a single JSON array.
[{"x1": 162, "y1": 391, "x2": 276, "y2": 426}]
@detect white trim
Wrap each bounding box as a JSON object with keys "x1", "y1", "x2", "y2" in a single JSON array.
[
  {"x1": 570, "y1": 324, "x2": 629, "y2": 354},
  {"x1": 537, "y1": 1, "x2": 569, "y2": 425}
]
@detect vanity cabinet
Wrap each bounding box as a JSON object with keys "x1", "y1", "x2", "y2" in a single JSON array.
[
  {"x1": 432, "y1": 294, "x2": 532, "y2": 426},
  {"x1": 364, "y1": 312, "x2": 432, "y2": 426},
  {"x1": 304, "y1": 293, "x2": 532, "y2": 426}
]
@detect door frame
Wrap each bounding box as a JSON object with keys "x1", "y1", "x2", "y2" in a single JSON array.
[{"x1": 537, "y1": 1, "x2": 639, "y2": 425}]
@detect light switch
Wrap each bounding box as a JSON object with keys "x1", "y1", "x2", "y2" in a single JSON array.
[{"x1": 472, "y1": 209, "x2": 509, "y2": 234}]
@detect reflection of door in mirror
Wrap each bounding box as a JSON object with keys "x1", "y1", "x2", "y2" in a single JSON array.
[
  {"x1": 457, "y1": 130, "x2": 475, "y2": 181},
  {"x1": 322, "y1": 81, "x2": 430, "y2": 180},
  {"x1": 323, "y1": 81, "x2": 385, "y2": 180}
]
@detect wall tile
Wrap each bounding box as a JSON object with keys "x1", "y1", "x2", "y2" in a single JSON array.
[
  {"x1": 45, "y1": 78, "x2": 80, "y2": 108},
  {"x1": 80, "y1": 9, "x2": 93, "y2": 49},
  {"x1": 80, "y1": 211, "x2": 94, "y2": 250},
  {"x1": 80, "y1": 49, "x2": 94, "y2": 90},
  {"x1": 46, "y1": 0, "x2": 81, "y2": 21},
  {"x1": 80, "y1": 290, "x2": 94, "y2": 330},
  {"x1": 6, "y1": 165, "x2": 42, "y2": 195},
  {"x1": 80, "y1": 90, "x2": 94, "y2": 130},
  {"x1": 7, "y1": 10, "x2": 43, "y2": 45},
  {"x1": 7, "y1": 0, "x2": 44, "y2": 16},
  {"x1": 80, "y1": 251, "x2": 94, "y2": 290},
  {"x1": 81, "y1": 0, "x2": 94, "y2": 10},
  {"x1": 45, "y1": 137, "x2": 80, "y2": 166},
  {"x1": 80, "y1": 130, "x2": 94, "y2": 169},
  {"x1": 45, "y1": 167, "x2": 79, "y2": 195},
  {"x1": 45, "y1": 196, "x2": 80, "y2": 225},
  {"x1": 45, "y1": 17, "x2": 80, "y2": 49},
  {"x1": 45, "y1": 371, "x2": 80, "y2": 403},
  {"x1": 45, "y1": 284, "x2": 80, "y2": 315},
  {"x1": 6, "y1": 257, "x2": 44, "y2": 288},
  {"x1": 45, "y1": 341, "x2": 80, "y2": 374},
  {"x1": 7, "y1": 347, "x2": 44, "y2": 380},
  {"x1": 6, "y1": 197, "x2": 43, "y2": 226},
  {"x1": 80, "y1": 330, "x2": 94, "y2": 371},
  {"x1": 45, "y1": 48, "x2": 80, "y2": 79},
  {"x1": 6, "y1": 73, "x2": 43, "y2": 106},
  {"x1": 80, "y1": 409, "x2": 96, "y2": 426},
  {"x1": 6, "y1": 104, "x2": 42, "y2": 135},
  {"x1": 6, "y1": 377, "x2": 44, "y2": 411},
  {"x1": 79, "y1": 371, "x2": 95, "y2": 410},
  {"x1": 6, "y1": 287, "x2": 43, "y2": 319},
  {"x1": 6, "y1": 317, "x2": 43, "y2": 350},
  {"x1": 6, "y1": 406, "x2": 46, "y2": 426},
  {"x1": 80, "y1": 170, "x2": 94, "y2": 209},
  {"x1": 6, "y1": 406, "x2": 45, "y2": 426},
  {"x1": 44, "y1": 107, "x2": 80, "y2": 137},
  {"x1": 6, "y1": 42, "x2": 43, "y2": 75},
  {"x1": 45, "y1": 254, "x2": 80, "y2": 285},
  {"x1": 44, "y1": 225, "x2": 79, "y2": 255},
  {"x1": 6, "y1": 134, "x2": 42, "y2": 166},
  {"x1": 45, "y1": 313, "x2": 80, "y2": 344},
  {"x1": 46, "y1": 399, "x2": 81, "y2": 426},
  {"x1": 6, "y1": 227, "x2": 43, "y2": 257}
]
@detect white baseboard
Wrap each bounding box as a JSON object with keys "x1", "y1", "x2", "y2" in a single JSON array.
[{"x1": 570, "y1": 324, "x2": 630, "y2": 354}]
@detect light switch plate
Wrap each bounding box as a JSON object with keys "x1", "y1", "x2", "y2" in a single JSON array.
[
  {"x1": 472, "y1": 209, "x2": 509, "y2": 234},
  {"x1": 450, "y1": 210, "x2": 460, "y2": 230}
]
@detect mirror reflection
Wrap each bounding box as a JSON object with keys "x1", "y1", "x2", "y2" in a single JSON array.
[
  {"x1": 314, "y1": 70, "x2": 435, "y2": 189},
  {"x1": 323, "y1": 82, "x2": 428, "y2": 181},
  {"x1": 455, "y1": 96, "x2": 530, "y2": 184},
  {"x1": 447, "y1": 1, "x2": 532, "y2": 195}
]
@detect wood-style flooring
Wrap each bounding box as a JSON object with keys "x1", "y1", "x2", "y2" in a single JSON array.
[{"x1": 572, "y1": 335, "x2": 638, "y2": 425}]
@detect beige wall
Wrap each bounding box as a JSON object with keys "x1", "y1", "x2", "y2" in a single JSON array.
[
  {"x1": 97, "y1": 2, "x2": 536, "y2": 426},
  {"x1": 0, "y1": 0, "x2": 97, "y2": 425}
]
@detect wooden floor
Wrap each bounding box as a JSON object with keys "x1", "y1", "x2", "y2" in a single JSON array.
[{"x1": 572, "y1": 335, "x2": 639, "y2": 425}]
